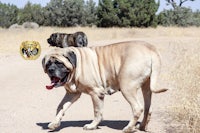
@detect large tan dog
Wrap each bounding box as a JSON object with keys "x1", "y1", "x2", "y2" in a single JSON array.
[{"x1": 42, "y1": 41, "x2": 168, "y2": 132}]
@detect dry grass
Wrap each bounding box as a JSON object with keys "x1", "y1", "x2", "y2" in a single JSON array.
[
  {"x1": 1, "y1": 26, "x2": 200, "y2": 53},
  {"x1": 0, "y1": 26, "x2": 200, "y2": 132},
  {"x1": 166, "y1": 43, "x2": 200, "y2": 133}
]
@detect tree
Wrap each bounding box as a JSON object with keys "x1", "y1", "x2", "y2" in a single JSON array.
[
  {"x1": 113, "y1": 0, "x2": 131, "y2": 27},
  {"x1": 44, "y1": 0, "x2": 64, "y2": 26},
  {"x1": 84, "y1": 0, "x2": 97, "y2": 26},
  {"x1": 63, "y1": 0, "x2": 85, "y2": 26},
  {"x1": 44, "y1": 0, "x2": 85, "y2": 27},
  {"x1": 97, "y1": 0, "x2": 119, "y2": 27},
  {"x1": 158, "y1": 7, "x2": 196, "y2": 27},
  {"x1": 17, "y1": 2, "x2": 44, "y2": 25},
  {"x1": 158, "y1": 0, "x2": 199, "y2": 27},
  {"x1": 192, "y1": 10, "x2": 200, "y2": 26},
  {"x1": 97, "y1": 0, "x2": 159, "y2": 27},
  {"x1": 129, "y1": 0, "x2": 159, "y2": 27},
  {"x1": 0, "y1": 2, "x2": 18, "y2": 28}
]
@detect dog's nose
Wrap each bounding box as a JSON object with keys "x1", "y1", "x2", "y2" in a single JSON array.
[
  {"x1": 48, "y1": 68, "x2": 55, "y2": 73},
  {"x1": 47, "y1": 38, "x2": 50, "y2": 43}
]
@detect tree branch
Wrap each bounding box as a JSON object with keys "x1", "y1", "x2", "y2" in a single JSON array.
[
  {"x1": 166, "y1": 0, "x2": 196, "y2": 8},
  {"x1": 166, "y1": 0, "x2": 176, "y2": 9},
  {"x1": 179, "y1": 0, "x2": 188, "y2": 7}
]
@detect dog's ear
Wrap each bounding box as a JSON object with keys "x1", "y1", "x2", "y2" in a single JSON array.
[
  {"x1": 64, "y1": 51, "x2": 77, "y2": 68},
  {"x1": 52, "y1": 33, "x2": 57, "y2": 38},
  {"x1": 42, "y1": 57, "x2": 47, "y2": 73}
]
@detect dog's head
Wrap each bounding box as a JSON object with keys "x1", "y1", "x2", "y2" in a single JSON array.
[
  {"x1": 73, "y1": 32, "x2": 88, "y2": 47},
  {"x1": 47, "y1": 33, "x2": 68, "y2": 48},
  {"x1": 42, "y1": 49, "x2": 76, "y2": 90}
]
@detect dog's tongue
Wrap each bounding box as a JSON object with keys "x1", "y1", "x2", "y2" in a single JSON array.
[
  {"x1": 46, "y1": 83, "x2": 55, "y2": 90},
  {"x1": 46, "y1": 77, "x2": 60, "y2": 90}
]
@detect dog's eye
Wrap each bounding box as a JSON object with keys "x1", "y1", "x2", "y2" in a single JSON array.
[
  {"x1": 55, "y1": 60, "x2": 62, "y2": 65},
  {"x1": 66, "y1": 68, "x2": 70, "y2": 72},
  {"x1": 46, "y1": 61, "x2": 51, "y2": 67},
  {"x1": 55, "y1": 61, "x2": 66, "y2": 68}
]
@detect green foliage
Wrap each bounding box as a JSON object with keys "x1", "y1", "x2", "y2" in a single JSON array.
[
  {"x1": 84, "y1": 0, "x2": 97, "y2": 26},
  {"x1": 63, "y1": 0, "x2": 85, "y2": 26},
  {"x1": 97, "y1": 0, "x2": 159, "y2": 27},
  {"x1": 0, "y1": 2, "x2": 18, "y2": 28},
  {"x1": 0, "y1": 0, "x2": 97, "y2": 28},
  {"x1": 113, "y1": 0, "x2": 131, "y2": 27},
  {"x1": 128, "y1": 0, "x2": 159, "y2": 27},
  {"x1": 44, "y1": 0, "x2": 85, "y2": 27},
  {"x1": 17, "y1": 2, "x2": 44, "y2": 25},
  {"x1": 43, "y1": 0, "x2": 63, "y2": 26},
  {"x1": 158, "y1": 7, "x2": 200, "y2": 27},
  {"x1": 97, "y1": 0, "x2": 119, "y2": 27},
  {"x1": 160, "y1": 0, "x2": 200, "y2": 27},
  {"x1": 192, "y1": 10, "x2": 200, "y2": 26},
  {"x1": 0, "y1": 0, "x2": 199, "y2": 28}
]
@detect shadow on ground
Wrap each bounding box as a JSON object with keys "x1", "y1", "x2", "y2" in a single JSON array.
[{"x1": 36, "y1": 120, "x2": 129, "y2": 132}]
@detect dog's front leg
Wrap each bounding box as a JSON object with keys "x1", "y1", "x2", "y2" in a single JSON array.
[
  {"x1": 48, "y1": 92, "x2": 81, "y2": 130},
  {"x1": 83, "y1": 92, "x2": 104, "y2": 130}
]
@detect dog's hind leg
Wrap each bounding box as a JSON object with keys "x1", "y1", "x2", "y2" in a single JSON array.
[
  {"x1": 120, "y1": 81, "x2": 143, "y2": 133},
  {"x1": 48, "y1": 92, "x2": 81, "y2": 130},
  {"x1": 139, "y1": 79, "x2": 152, "y2": 131}
]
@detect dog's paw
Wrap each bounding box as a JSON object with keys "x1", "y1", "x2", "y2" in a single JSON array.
[
  {"x1": 135, "y1": 121, "x2": 141, "y2": 129},
  {"x1": 83, "y1": 123, "x2": 97, "y2": 130},
  {"x1": 123, "y1": 126, "x2": 137, "y2": 133},
  {"x1": 48, "y1": 121, "x2": 61, "y2": 130}
]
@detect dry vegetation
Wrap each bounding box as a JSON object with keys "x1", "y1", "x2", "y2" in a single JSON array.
[
  {"x1": 165, "y1": 43, "x2": 200, "y2": 133},
  {"x1": 0, "y1": 27, "x2": 200, "y2": 132}
]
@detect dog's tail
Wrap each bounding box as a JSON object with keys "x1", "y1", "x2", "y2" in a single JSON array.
[{"x1": 150, "y1": 51, "x2": 168, "y2": 93}]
